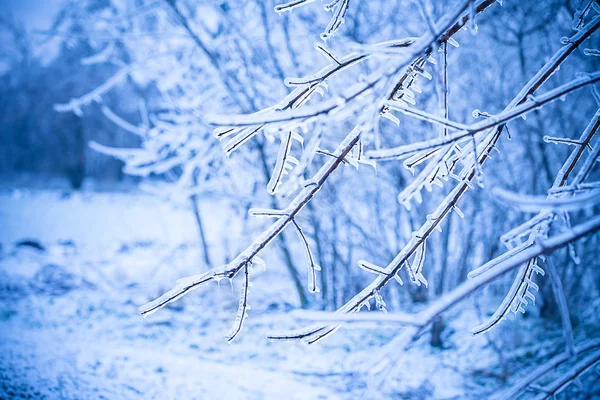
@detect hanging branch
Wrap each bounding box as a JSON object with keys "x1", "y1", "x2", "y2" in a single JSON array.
[
  {"x1": 440, "y1": 41, "x2": 449, "y2": 137},
  {"x1": 137, "y1": 1, "x2": 501, "y2": 341},
  {"x1": 139, "y1": 127, "x2": 361, "y2": 320},
  {"x1": 320, "y1": 0, "x2": 350, "y2": 41},
  {"x1": 227, "y1": 263, "x2": 250, "y2": 342},
  {"x1": 266, "y1": 131, "x2": 299, "y2": 195},
  {"x1": 271, "y1": 215, "x2": 600, "y2": 342},
  {"x1": 54, "y1": 66, "x2": 132, "y2": 116},
  {"x1": 291, "y1": 218, "x2": 321, "y2": 293},
  {"x1": 490, "y1": 339, "x2": 600, "y2": 400},
  {"x1": 545, "y1": 259, "x2": 575, "y2": 356},
  {"x1": 209, "y1": 0, "x2": 497, "y2": 138},
  {"x1": 470, "y1": 258, "x2": 542, "y2": 335},
  {"x1": 532, "y1": 349, "x2": 600, "y2": 400},
  {"x1": 472, "y1": 108, "x2": 600, "y2": 335},
  {"x1": 367, "y1": 70, "x2": 600, "y2": 160},
  {"x1": 492, "y1": 186, "x2": 600, "y2": 212},
  {"x1": 269, "y1": 14, "x2": 600, "y2": 344},
  {"x1": 544, "y1": 135, "x2": 594, "y2": 149}
]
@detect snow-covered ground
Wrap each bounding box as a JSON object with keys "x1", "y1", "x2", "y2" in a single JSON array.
[{"x1": 0, "y1": 186, "x2": 592, "y2": 399}]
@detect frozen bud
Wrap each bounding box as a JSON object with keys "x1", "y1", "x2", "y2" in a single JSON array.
[
  {"x1": 472, "y1": 109, "x2": 490, "y2": 119},
  {"x1": 584, "y1": 48, "x2": 600, "y2": 56}
]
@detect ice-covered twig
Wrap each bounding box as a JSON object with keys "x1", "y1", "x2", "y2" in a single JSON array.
[
  {"x1": 531, "y1": 348, "x2": 600, "y2": 400},
  {"x1": 368, "y1": 71, "x2": 600, "y2": 160},
  {"x1": 227, "y1": 264, "x2": 250, "y2": 342},
  {"x1": 549, "y1": 181, "x2": 600, "y2": 195},
  {"x1": 274, "y1": 0, "x2": 349, "y2": 40},
  {"x1": 276, "y1": 14, "x2": 600, "y2": 344},
  {"x1": 266, "y1": 131, "x2": 297, "y2": 195},
  {"x1": 209, "y1": 0, "x2": 496, "y2": 144},
  {"x1": 274, "y1": 0, "x2": 316, "y2": 14},
  {"x1": 572, "y1": 0, "x2": 596, "y2": 31},
  {"x1": 572, "y1": 132, "x2": 600, "y2": 185},
  {"x1": 353, "y1": 37, "x2": 417, "y2": 57},
  {"x1": 500, "y1": 212, "x2": 553, "y2": 245},
  {"x1": 470, "y1": 258, "x2": 544, "y2": 335},
  {"x1": 472, "y1": 108, "x2": 600, "y2": 335},
  {"x1": 468, "y1": 238, "x2": 534, "y2": 278},
  {"x1": 248, "y1": 208, "x2": 289, "y2": 218},
  {"x1": 545, "y1": 259, "x2": 575, "y2": 356},
  {"x1": 54, "y1": 66, "x2": 131, "y2": 116},
  {"x1": 384, "y1": 102, "x2": 468, "y2": 131},
  {"x1": 223, "y1": 126, "x2": 264, "y2": 155},
  {"x1": 320, "y1": 0, "x2": 350, "y2": 41},
  {"x1": 291, "y1": 219, "x2": 321, "y2": 293},
  {"x1": 276, "y1": 216, "x2": 600, "y2": 342},
  {"x1": 139, "y1": 127, "x2": 361, "y2": 319},
  {"x1": 543, "y1": 135, "x2": 594, "y2": 150},
  {"x1": 492, "y1": 186, "x2": 600, "y2": 212},
  {"x1": 491, "y1": 339, "x2": 600, "y2": 400}
]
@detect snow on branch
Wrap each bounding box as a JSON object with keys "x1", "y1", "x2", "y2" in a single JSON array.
[{"x1": 101, "y1": 106, "x2": 147, "y2": 137}]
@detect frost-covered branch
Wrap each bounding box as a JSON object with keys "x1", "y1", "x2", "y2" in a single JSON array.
[
  {"x1": 545, "y1": 259, "x2": 575, "y2": 356},
  {"x1": 491, "y1": 339, "x2": 600, "y2": 400},
  {"x1": 54, "y1": 66, "x2": 131, "y2": 116},
  {"x1": 209, "y1": 0, "x2": 496, "y2": 144},
  {"x1": 274, "y1": 0, "x2": 316, "y2": 14},
  {"x1": 274, "y1": 0, "x2": 350, "y2": 41},
  {"x1": 532, "y1": 348, "x2": 600, "y2": 399},
  {"x1": 139, "y1": 127, "x2": 361, "y2": 323},
  {"x1": 291, "y1": 219, "x2": 321, "y2": 293},
  {"x1": 275, "y1": 215, "x2": 600, "y2": 343},
  {"x1": 493, "y1": 186, "x2": 600, "y2": 212},
  {"x1": 270, "y1": 13, "x2": 600, "y2": 344},
  {"x1": 227, "y1": 264, "x2": 250, "y2": 342},
  {"x1": 266, "y1": 131, "x2": 300, "y2": 195},
  {"x1": 470, "y1": 108, "x2": 600, "y2": 336},
  {"x1": 368, "y1": 70, "x2": 600, "y2": 160}
]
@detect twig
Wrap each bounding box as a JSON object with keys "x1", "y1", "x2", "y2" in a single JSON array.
[{"x1": 139, "y1": 127, "x2": 361, "y2": 318}]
